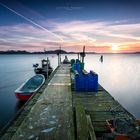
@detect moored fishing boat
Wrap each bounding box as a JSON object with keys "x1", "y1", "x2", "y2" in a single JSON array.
[
  {"x1": 15, "y1": 74, "x2": 45, "y2": 100},
  {"x1": 33, "y1": 58, "x2": 53, "y2": 79}
]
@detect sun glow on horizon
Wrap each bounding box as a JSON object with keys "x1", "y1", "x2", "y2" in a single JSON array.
[
  {"x1": 111, "y1": 44, "x2": 119, "y2": 52},
  {"x1": 0, "y1": 19, "x2": 140, "y2": 53}
]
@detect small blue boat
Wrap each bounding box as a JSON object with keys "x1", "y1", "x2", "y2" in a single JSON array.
[{"x1": 15, "y1": 74, "x2": 45, "y2": 100}]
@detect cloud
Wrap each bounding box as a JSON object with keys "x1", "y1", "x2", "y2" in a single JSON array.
[
  {"x1": 0, "y1": 19, "x2": 140, "y2": 52},
  {"x1": 52, "y1": 20, "x2": 140, "y2": 41}
]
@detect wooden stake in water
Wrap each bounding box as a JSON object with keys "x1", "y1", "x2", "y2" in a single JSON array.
[{"x1": 80, "y1": 46, "x2": 86, "y2": 63}]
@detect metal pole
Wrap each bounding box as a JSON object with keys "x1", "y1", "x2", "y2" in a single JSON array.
[
  {"x1": 60, "y1": 46, "x2": 61, "y2": 64},
  {"x1": 58, "y1": 54, "x2": 59, "y2": 66},
  {"x1": 57, "y1": 48, "x2": 60, "y2": 66},
  {"x1": 78, "y1": 53, "x2": 79, "y2": 60},
  {"x1": 44, "y1": 48, "x2": 46, "y2": 59},
  {"x1": 47, "y1": 57, "x2": 49, "y2": 78}
]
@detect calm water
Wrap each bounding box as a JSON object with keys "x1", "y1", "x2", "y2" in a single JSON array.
[{"x1": 0, "y1": 54, "x2": 140, "y2": 130}]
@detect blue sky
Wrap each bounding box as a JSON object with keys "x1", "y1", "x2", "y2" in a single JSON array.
[
  {"x1": 1, "y1": 0, "x2": 140, "y2": 24},
  {"x1": 0, "y1": 0, "x2": 140, "y2": 52}
]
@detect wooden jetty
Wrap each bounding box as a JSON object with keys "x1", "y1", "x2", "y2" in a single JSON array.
[{"x1": 0, "y1": 64, "x2": 139, "y2": 140}]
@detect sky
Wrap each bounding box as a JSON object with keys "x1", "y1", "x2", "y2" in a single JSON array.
[{"x1": 0, "y1": 0, "x2": 140, "y2": 53}]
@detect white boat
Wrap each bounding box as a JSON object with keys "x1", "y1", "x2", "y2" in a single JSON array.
[{"x1": 15, "y1": 74, "x2": 45, "y2": 100}]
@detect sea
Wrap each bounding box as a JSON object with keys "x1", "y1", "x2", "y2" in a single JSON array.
[{"x1": 0, "y1": 53, "x2": 140, "y2": 130}]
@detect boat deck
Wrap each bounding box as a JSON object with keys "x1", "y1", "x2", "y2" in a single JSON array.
[{"x1": 0, "y1": 64, "x2": 138, "y2": 140}]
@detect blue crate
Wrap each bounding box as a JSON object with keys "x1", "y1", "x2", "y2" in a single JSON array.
[
  {"x1": 75, "y1": 74, "x2": 85, "y2": 91},
  {"x1": 73, "y1": 63, "x2": 81, "y2": 73},
  {"x1": 88, "y1": 71, "x2": 98, "y2": 92},
  {"x1": 75, "y1": 73, "x2": 89, "y2": 91},
  {"x1": 76, "y1": 59, "x2": 80, "y2": 63},
  {"x1": 74, "y1": 70, "x2": 98, "y2": 92}
]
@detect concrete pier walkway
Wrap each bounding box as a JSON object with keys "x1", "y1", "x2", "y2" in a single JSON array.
[{"x1": 1, "y1": 64, "x2": 74, "y2": 140}]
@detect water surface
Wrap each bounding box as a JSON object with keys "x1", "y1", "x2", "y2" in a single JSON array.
[{"x1": 0, "y1": 54, "x2": 140, "y2": 130}]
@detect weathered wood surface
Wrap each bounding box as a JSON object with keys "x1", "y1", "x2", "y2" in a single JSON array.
[
  {"x1": 1, "y1": 64, "x2": 74, "y2": 140},
  {"x1": 75, "y1": 103, "x2": 98, "y2": 140},
  {"x1": 87, "y1": 115, "x2": 96, "y2": 140},
  {"x1": 72, "y1": 81, "x2": 136, "y2": 137},
  {"x1": 75, "y1": 104, "x2": 88, "y2": 140}
]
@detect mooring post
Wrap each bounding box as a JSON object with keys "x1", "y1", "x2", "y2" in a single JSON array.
[
  {"x1": 78, "y1": 53, "x2": 80, "y2": 60},
  {"x1": 47, "y1": 57, "x2": 49, "y2": 78},
  {"x1": 60, "y1": 46, "x2": 61, "y2": 65}
]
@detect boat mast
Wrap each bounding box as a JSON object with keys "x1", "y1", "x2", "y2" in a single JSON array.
[{"x1": 44, "y1": 48, "x2": 47, "y2": 59}]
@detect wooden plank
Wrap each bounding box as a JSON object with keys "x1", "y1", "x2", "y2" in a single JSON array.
[
  {"x1": 86, "y1": 115, "x2": 97, "y2": 140},
  {"x1": 75, "y1": 104, "x2": 88, "y2": 140}
]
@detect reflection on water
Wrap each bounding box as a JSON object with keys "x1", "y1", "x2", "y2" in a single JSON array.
[
  {"x1": 15, "y1": 101, "x2": 26, "y2": 111},
  {"x1": 0, "y1": 54, "x2": 140, "y2": 130}
]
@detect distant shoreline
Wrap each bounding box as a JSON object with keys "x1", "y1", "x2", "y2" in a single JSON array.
[
  {"x1": 0, "y1": 50, "x2": 140, "y2": 54},
  {"x1": 0, "y1": 50, "x2": 70, "y2": 54},
  {"x1": 0, "y1": 50, "x2": 96, "y2": 54}
]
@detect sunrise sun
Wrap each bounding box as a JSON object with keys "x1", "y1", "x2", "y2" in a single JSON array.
[{"x1": 111, "y1": 45, "x2": 119, "y2": 52}]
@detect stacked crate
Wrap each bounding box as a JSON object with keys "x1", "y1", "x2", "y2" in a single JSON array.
[{"x1": 71, "y1": 59, "x2": 98, "y2": 92}]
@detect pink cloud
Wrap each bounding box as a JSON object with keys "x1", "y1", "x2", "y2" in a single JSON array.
[{"x1": 0, "y1": 19, "x2": 140, "y2": 53}]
